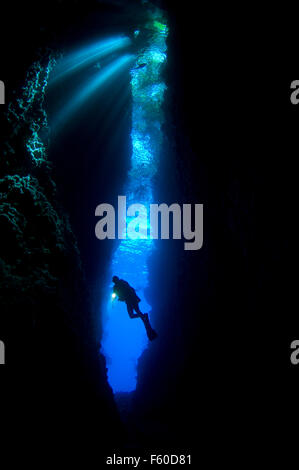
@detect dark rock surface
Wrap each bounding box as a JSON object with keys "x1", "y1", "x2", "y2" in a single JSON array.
[{"x1": 0, "y1": 4, "x2": 126, "y2": 460}]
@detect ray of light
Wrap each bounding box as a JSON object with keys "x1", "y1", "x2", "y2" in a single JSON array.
[
  {"x1": 50, "y1": 36, "x2": 131, "y2": 85},
  {"x1": 52, "y1": 54, "x2": 135, "y2": 131}
]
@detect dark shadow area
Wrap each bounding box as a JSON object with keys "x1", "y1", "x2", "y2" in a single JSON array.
[{"x1": 109, "y1": 2, "x2": 298, "y2": 464}]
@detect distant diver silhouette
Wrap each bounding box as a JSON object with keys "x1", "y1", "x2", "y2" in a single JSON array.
[
  {"x1": 112, "y1": 276, "x2": 158, "y2": 341},
  {"x1": 133, "y1": 62, "x2": 147, "y2": 70}
]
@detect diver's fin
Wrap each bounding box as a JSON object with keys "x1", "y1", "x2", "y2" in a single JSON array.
[{"x1": 141, "y1": 313, "x2": 158, "y2": 341}]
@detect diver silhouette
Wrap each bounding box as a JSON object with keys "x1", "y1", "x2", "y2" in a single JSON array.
[{"x1": 112, "y1": 276, "x2": 157, "y2": 341}]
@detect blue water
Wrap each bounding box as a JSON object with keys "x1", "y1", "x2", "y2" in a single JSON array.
[{"x1": 101, "y1": 12, "x2": 168, "y2": 393}]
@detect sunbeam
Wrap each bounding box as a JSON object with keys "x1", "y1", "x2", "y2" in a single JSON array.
[
  {"x1": 49, "y1": 36, "x2": 131, "y2": 85},
  {"x1": 51, "y1": 53, "x2": 135, "y2": 131}
]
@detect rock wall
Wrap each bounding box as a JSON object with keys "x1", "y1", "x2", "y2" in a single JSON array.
[{"x1": 0, "y1": 46, "x2": 123, "y2": 462}]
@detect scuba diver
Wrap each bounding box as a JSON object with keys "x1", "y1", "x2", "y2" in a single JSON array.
[{"x1": 112, "y1": 276, "x2": 157, "y2": 341}]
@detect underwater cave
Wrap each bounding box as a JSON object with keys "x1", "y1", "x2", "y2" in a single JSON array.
[{"x1": 1, "y1": 0, "x2": 293, "y2": 464}]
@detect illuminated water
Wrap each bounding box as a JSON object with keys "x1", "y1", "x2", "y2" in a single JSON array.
[{"x1": 101, "y1": 11, "x2": 168, "y2": 393}]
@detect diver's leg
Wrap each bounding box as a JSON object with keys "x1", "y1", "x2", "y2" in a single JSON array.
[
  {"x1": 134, "y1": 304, "x2": 146, "y2": 319},
  {"x1": 126, "y1": 303, "x2": 139, "y2": 319},
  {"x1": 135, "y1": 306, "x2": 157, "y2": 340}
]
